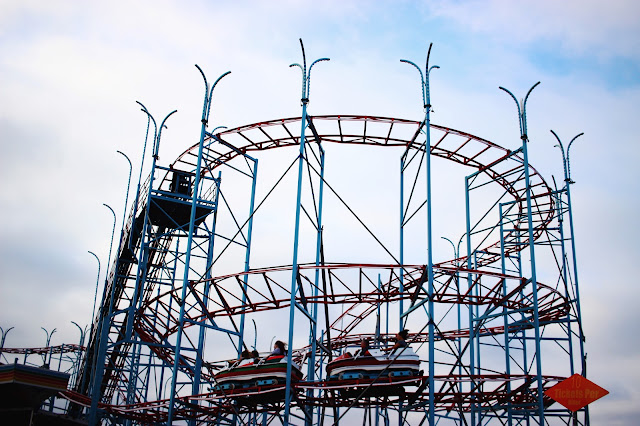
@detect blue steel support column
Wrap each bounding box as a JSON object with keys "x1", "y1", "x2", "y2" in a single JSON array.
[
  {"x1": 237, "y1": 157, "x2": 259, "y2": 357},
  {"x1": 401, "y1": 43, "x2": 439, "y2": 426},
  {"x1": 456, "y1": 230, "x2": 466, "y2": 410},
  {"x1": 464, "y1": 175, "x2": 476, "y2": 426},
  {"x1": 285, "y1": 39, "x2": 329, "y2": 424},
  {"x1": 498, "y1": 204, "x2": 513, "y2": 425},
  {"x1": 499, "y1": 83, "x2": 544, "y2": 421},
  {"x1": 399, "y1": 154, "x2": 405, "y2": 330},
  {"x1": 442, "y1": 236, "x2": 463, "y2": 417},
  {"x1": 552, "y1": 131, "x2": 586, "y2": 375},
  {"x1": 515, "y1": 230, "x2": 530, "y2": 426},
  {"x1": 473, "y1": 251, "x2": 481, "y2": 423},
  {"x1": 456, "y1": 234, "x2": 466, "y2": 423},
  {"x1": 167, "y1": 67, "x2": 230, "y2": 425},
  {"x1": 554, "y1": 184, "x2": 576, "y2": 378},
  {"x1": 191, "y1": 172, "x2": 222, "y2": 404},
  {"x1": 305, "y1": 142, "x2": 325, "y2": 426},
  {"x1": 156, "y1": 240, "x2": 179, "y2": 403}
]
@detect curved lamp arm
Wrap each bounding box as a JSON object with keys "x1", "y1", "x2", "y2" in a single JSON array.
[
  {"x1": 566, "y1": 132, "x2": 583, "y2": 181},
  {"x1": 71, "y1": 321, "x2": 86, "y2": 346},
  {"x1": 307, "y1": 57, "x2": 330, "y2": 100},
  {"x1": 521, "y1": 82, "x2": 541, "y2": 137},
  {"x1": 195, "y1": 65, "x2": 231, "y2": 126},
  {"x1": 290, "y1": 39, "x2": 329, "y2": 102},
  {"x1": 0, "y1": 326, "x2": 14, "y2": 349},
  {"x1": 499, "y1": 86, "x2": 523, "y2": 136},
  {"x1": 551, "y1": 130, "x2": 583, "y2": 182},
  {"x1": 400, "y1": 59, "x2": 426, "y2": 107},
  {"x1": 441, "y1": 236, "x2": 457, "y2": 260},
  {"x1": 154, "y1": 110, "x2": 178, "y2": 158},
  {"x1": 550, "y1": 130, "x2": 568, "y2": 179},
  {"x1": 206, "y1": 71, "x2": 231, "y2": 122},
  {"x1": 87, "y1": 250, "x2": 101, "y2": 321}
]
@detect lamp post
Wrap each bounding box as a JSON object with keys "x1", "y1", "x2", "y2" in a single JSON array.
[
  {"x1": 102, "y1": 204, "x2": 117, "y2": 277},
  {"x1": 166, "y1": 64, "x2": 228, "y2": 425},
  {"x1": 500, "y1": 82, "x2": 544, "y2": 422},
  {"x1": 40, "y1": 327, "x2": 57, "y2": 367},
  {"x1": 0, "y1": 326, "x2": 14, "y2": 362},
  {"x1": 88, "y1": 153, "x2": 133, "y2": 425},
  {"x1": 286, "y1": 39, "x2": 329, "y2": 425},
  {"x1": 87, "y1": 251, "x2": 101, "y2": 322},
  {"x1": 401, "y1": 43, "x2": 439, "y2": 426},
  {"x1": 127, "y1": 102, "x2": 156, "y2": 256},
  {"x1": 87, "y1": 204, "x2": 115, "y2": 424},
  {"x1": 442, "y1": 236, "x2": 463, "y2": 402},
  {"x1": 99, "y1": 204, "x2": 116, "y2": 359},
  {"x1": 116, "y1": 150, "x2": 133, "y2": 246},
  {"x1": 86, "y1": 249, "x2": 101, "y2": 404},
  {"x1": 41, "y1": 327, "x2": 57, "y2": 411},
  {"x1": 551, "y1": 130, "x2": 585, "y2": 373},
  {"x1": 71, "y1": 321, "x2": 87, "y2": 389},
  {"x1": 100, "y1": 203, "x2": 116, "y2": 349}
]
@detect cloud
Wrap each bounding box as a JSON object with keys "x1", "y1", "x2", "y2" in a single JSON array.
[{"x1": 425, "y1": 0, "x2": 640, "y2": 60}]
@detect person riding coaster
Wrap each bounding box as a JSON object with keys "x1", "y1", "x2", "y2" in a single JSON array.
[
  {"x1": 326, "y1": 332, "x2": 420, "y2": 381},
  {"x1": 213, "y1": 341, "x2": 303, "y2": 392}
]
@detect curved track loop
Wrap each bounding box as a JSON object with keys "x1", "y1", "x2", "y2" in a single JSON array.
[
  {"x1": 92, "y1": 115, "x2": 561, "y2": 420},
  {"x1": 137, "y1": 263, "x2": 567, "y2": 345},
  {"x1": 140, "y1": 114, "x2": 556, "y2": 343},
  {"x1": 173, "y1": 115, "x2": 554, "y2": 269}
]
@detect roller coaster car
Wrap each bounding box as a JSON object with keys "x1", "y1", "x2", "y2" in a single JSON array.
[
  {"x1": 326, "y1": 347, "x2": 420, "y2": 381},
  {"x1": 213, "y1": 354, "x2": 303, "y2": 391}
]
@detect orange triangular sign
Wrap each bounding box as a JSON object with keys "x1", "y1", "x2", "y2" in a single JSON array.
[{"x1": 545, "y1": 374, "x2": 609, "y2": 412}]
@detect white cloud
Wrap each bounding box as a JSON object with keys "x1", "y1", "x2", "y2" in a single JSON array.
[{"x1": 425, "y1": 0, "x2": 640, "y2": 59}]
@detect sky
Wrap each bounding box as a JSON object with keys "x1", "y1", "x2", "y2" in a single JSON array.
[{"x1": 0, "y1": 0, "x2": 639, "y2": 423}]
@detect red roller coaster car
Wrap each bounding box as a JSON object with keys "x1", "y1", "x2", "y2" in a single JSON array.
[
  {"x1": 326, "y1": 347, "x2": 421, "y2": 381},
  {"x1": 214, "y1": 354, "x2": 303, "y2": 391}
]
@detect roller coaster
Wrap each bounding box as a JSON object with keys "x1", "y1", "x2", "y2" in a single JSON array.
[{"x1": 1, "y1": 42, "x2": 588, "y2": 425}]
